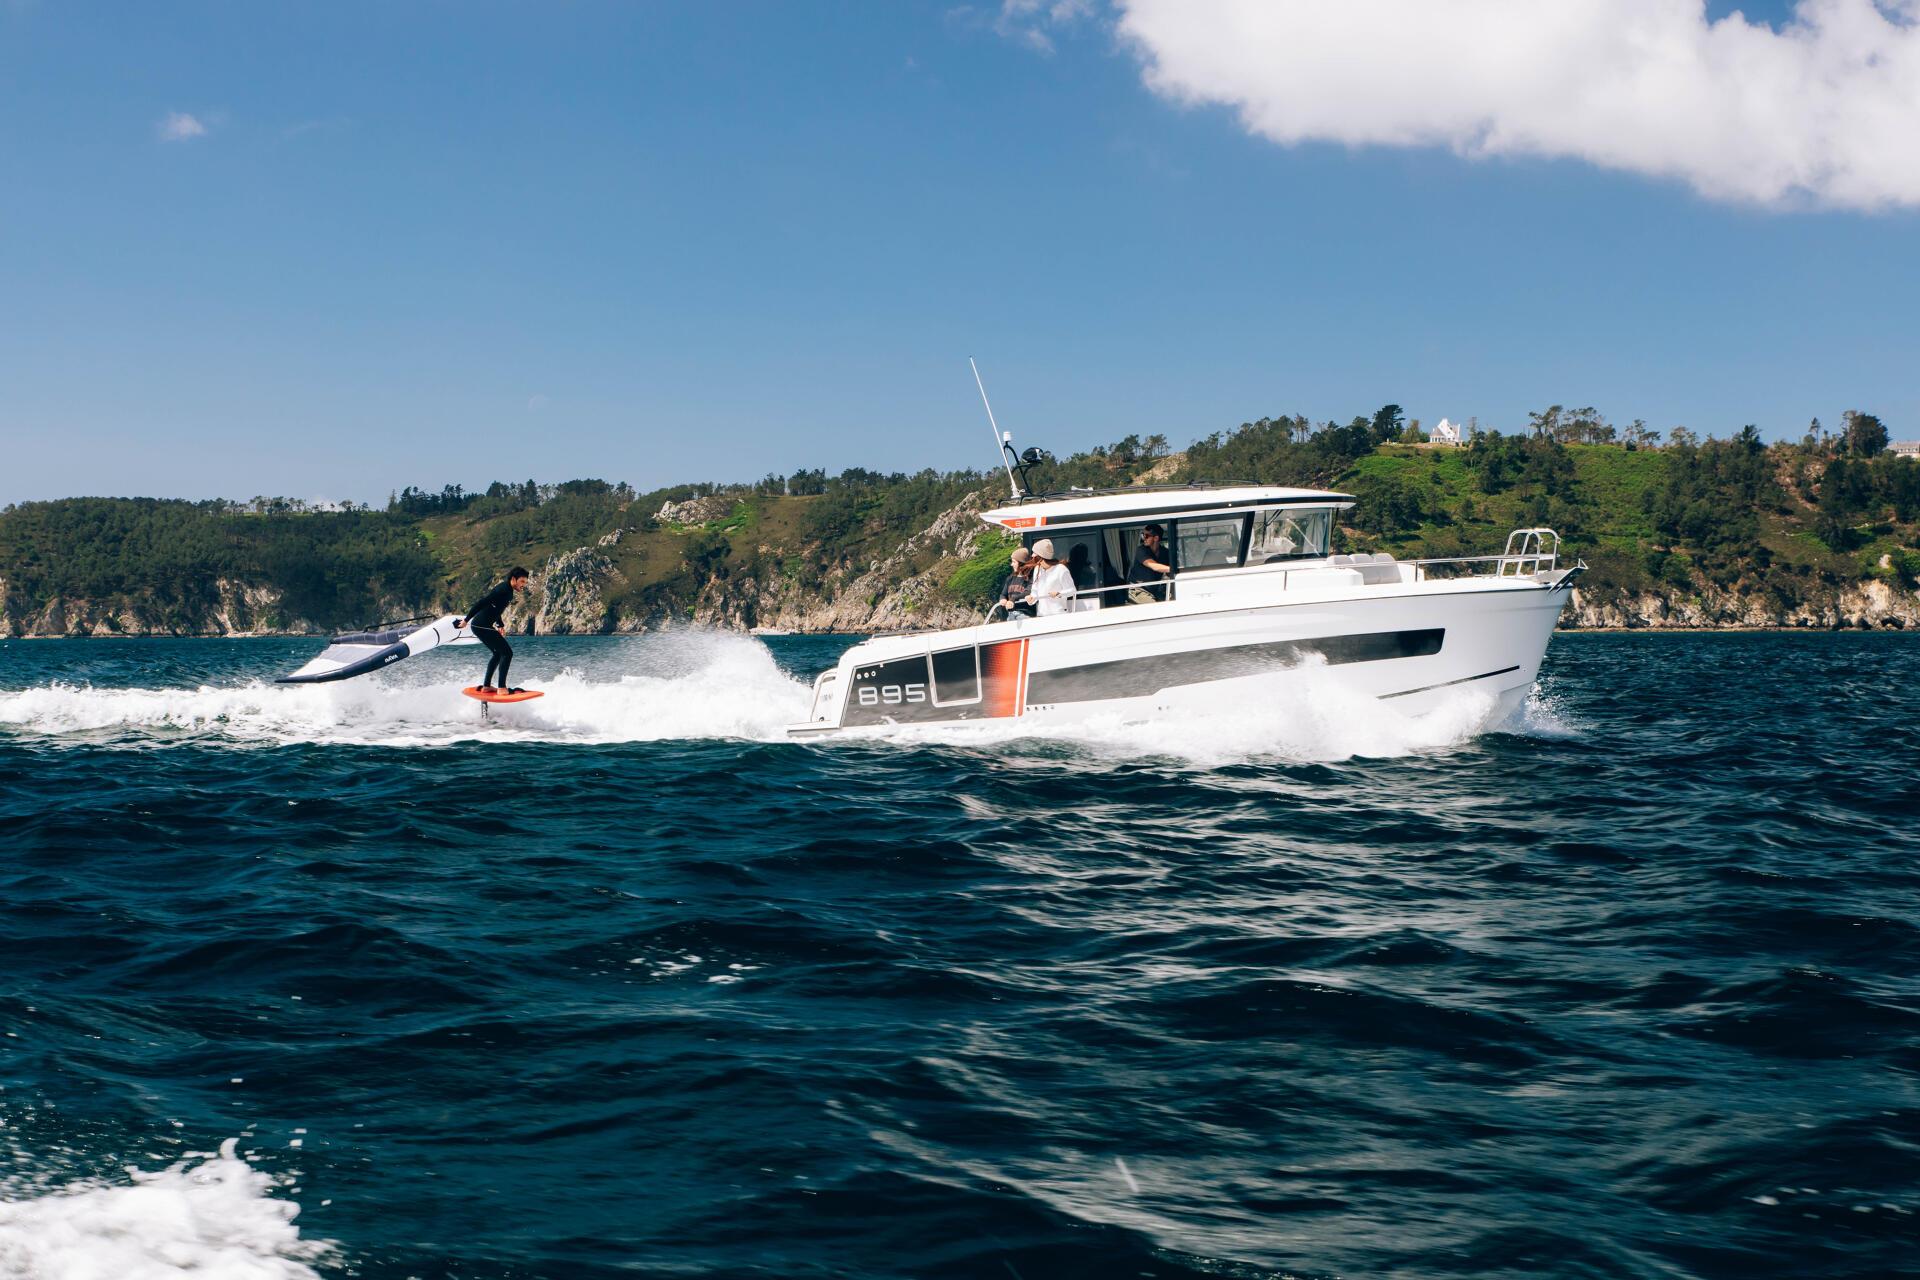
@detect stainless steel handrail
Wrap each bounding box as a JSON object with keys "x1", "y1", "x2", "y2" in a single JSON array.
[
  {"x1": 985, "y1": 578, "x2": 1176, "y2": 620},
  {"x1": 1403, "y1": 528, "x2": 1561, "y2": 580},
  {"x1": 959, "y1": 526, "x2": 1566, "y2": 623},
  {"x1": 1497, "y1": 527, "x2": 1560, "y2": 577}
]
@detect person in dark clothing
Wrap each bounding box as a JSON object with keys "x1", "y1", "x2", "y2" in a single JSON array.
[
  {"x1": 1127, "y1": 524, "x2": 1175, "y2": 603},
  {"x1": 997, "y1": 547, "x2": 1036, "y2": 618},
  {"x1": 1066, "y1": 544, "x2": 1095, "y2": 591},
  {"x1": 458, "y1": 567, "x2": 531, "y2": 692}
]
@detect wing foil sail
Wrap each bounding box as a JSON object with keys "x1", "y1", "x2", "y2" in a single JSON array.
[{"x1": 276, "y1": 614, "x2": 477, "y2": 684}]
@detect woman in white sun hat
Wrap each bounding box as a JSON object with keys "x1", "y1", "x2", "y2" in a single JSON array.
[{"x1": 1026, "y1": 538, "x2": 1078, "y2": 617}]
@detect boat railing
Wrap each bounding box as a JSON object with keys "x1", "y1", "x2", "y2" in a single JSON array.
[
  {"x1": 976, "y1": 532, "x2": 1565, "y2": 616},
  {"x1": 1405, "y1": 528, "x2": 1561, "y2": 581},
  {"x1": 889, "y1": 528, "x2": 1563, "y2": 628},
  {"x1": 983, "y1": 580, "x2": 1175, "y2": 622},
  {"x1": 1498, "y1": 527, "x2": 1561, "y2": 576}
]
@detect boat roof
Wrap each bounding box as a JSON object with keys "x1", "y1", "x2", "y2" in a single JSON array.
[{"x1": 981, "y1": 484, "x2": 1352, "y2": 530}]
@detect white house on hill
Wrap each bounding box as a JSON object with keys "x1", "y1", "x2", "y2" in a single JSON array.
[
  {"x1": 1430, "y1": 418, "x2": 1463, "y2": 446},
  {"x1": 1892, "y1": 440, "x2": 1920, "y2": 459}
]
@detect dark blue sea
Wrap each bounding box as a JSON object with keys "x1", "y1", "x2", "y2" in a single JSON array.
[{"x1": 2, "y1": 631, "x2": 1916, "y2": 1279}]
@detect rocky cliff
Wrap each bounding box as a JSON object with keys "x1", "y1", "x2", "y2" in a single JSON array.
[
  {"x1": 511, "y1": 489, "x2": 994, "y2": 636},
  {"x1": 1565, "y1": 578, "x2": 1920, "y2": 630},
  {"x1": 1, "y1": 577, "x2": 309, "y2": 638}
]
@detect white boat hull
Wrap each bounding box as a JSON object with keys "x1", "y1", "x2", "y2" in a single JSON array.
[{"x1": 787, "y1": 571, "x2": 1573, "y2": 740}]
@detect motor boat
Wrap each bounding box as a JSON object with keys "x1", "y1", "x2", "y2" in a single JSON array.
[{"x1": 786, "y1": 480, "x2": 1582, "y2": 740}]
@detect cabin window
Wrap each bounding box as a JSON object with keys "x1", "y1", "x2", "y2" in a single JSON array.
[
  {"x1": 1023, "y1": 529, "x2": 1107, "y2": 608},
  {"x1": 1248, "y1": 508, "x2": 1332, "y2": 562},
  {"x1": 1106, "y1": 524, "x2": 1177, "y2": 599},
  {"x1": 1175, "y1": 517, "x2": 1247, "y2": 571}
]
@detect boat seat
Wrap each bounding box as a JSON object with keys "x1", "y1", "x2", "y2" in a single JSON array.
[{"x1": 1356, "y1": 553, "x2": 1401, "y2": 585}]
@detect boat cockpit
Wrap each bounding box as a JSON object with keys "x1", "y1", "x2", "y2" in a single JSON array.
[{"x1": 983, "y1": 485, "x2": 1400, "y2": 610}]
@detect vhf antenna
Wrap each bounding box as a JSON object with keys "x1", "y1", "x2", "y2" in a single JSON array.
[{"x1": 970, "y1": 357, "x2": 1023, "y2": 499}]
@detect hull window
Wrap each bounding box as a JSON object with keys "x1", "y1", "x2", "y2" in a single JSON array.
[
  {"x1": 1026, "y1": 628, "x2": 1444, "y2": 704},
  {"x1": 843, "y1": 655, "x2": 935, "y2": 726},
  {"x1": 931, "y1": 646, "x2": 982, "y2": 705}
]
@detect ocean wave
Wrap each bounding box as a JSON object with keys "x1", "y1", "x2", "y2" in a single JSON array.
[{"x1": 3, "y1": 632, "x2": 1916, "y2": 1278}]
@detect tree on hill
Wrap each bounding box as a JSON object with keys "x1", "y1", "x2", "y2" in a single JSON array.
[
  {"x1": 1650, "y1": 427, "x2": 1774, "y2": 566},
  {"x1": 1466, "y1": 430, "x2": 1573, "y2": 496},
  {"x1": 1528, "y1": 404, "x2": 1615, "y2": 444},
  {"x1": 1104, "y1": 433, "x2": 1170, "y2": 466},
  {"x1": 1844, "y1": 410, "x2": 1889, "y2": 457}
]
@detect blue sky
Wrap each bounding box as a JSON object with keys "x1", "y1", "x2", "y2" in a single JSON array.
[{"x1": 1, "y1": 0, "x2": 1914, "y2": 504}]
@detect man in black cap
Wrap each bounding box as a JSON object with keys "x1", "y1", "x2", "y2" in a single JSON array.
[{"x1": 1127, "y1": 524, "x2": 1175, "y2": 603}]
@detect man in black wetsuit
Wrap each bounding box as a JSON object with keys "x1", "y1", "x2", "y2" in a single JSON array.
[{"x1": 458, "y1": 567, "x2": 530, "y2": 693}]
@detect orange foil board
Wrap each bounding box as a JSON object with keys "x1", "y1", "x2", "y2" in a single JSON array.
[
  {"x1": 979, "y1": 639, "x2": 1029, "y2": 718},
  {"x1": 462, "y1": 687, "x2": 545, "y2": 703}
]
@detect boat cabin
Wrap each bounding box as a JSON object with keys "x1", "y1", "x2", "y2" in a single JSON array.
[{"x1": 981, "y1": 485, "x2": 1401, "y2": 608}]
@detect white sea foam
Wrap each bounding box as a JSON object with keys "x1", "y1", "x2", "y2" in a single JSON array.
[
  {"x1": 0, "y1": 632, "x2": 1552, "y2": 762},
  {"x1": 885, "y1": 662, "x2": 1521, "y2": 766},
  {"x1": 0, "y1": 1139, "x2": 333, "y2": 1279},
  {"x1": 1508, "y1": 682, "x2": 1581, "y2": 741},
  {"x1": 0, "y1": 632, "x2": 812, "y2": 748}
]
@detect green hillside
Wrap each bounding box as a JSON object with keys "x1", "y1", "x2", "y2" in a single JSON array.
[
  {"x1": 4, "y1": 407, "x2": 1917, "y2": 635},
  {"x1": 1338, "y1": 436, "x2": 1920, "y2": 606}
]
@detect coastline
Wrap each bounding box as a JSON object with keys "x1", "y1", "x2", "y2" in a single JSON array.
[{"x1": 10, "y1": 621, "x2": 1919, "y2": 639}]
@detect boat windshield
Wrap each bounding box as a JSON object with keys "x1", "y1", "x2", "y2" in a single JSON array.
[
  {"x1": 1017, "y1": 505, "x2": 1339, "y2": 606},
  {"x1": 1175, "y1": 517, "x2": 1245, "y2": 570},
  {"x1": 1248, "y1": 508, "x2": 1331, "y2": 562}
]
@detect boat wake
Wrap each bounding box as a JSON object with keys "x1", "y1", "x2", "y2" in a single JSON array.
[
  {"x1": 0, "y1": 632, "x2": 812, "y2": 748},
  {"x1": 0, "y1": 1140, "x2": 333, "y2": 1280},
  {"x1": 877, "y1": 660, "x2": 1563, "y2": 766},
  {"x1": 0, "y1": 633, "x2": 1568, "y2": 761}
]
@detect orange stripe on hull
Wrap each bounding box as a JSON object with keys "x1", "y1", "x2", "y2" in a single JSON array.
[{"x1": 980, "y1": 638, "x2": 1028, "y2": 718}]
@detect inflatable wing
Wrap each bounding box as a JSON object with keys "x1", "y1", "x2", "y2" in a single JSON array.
[{"x1": 277, "y1": 615, "x2": 478, "y2": 685}]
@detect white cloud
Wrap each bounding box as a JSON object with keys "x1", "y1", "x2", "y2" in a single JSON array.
[
  {"x1": 157, "y1": 111, "x2": 208, "y2": 142},
  {"x1": 1112, "y1": 0, "x2": 1920, "y2": 211},
  {"x1": 979, "y1": 0, "x2": 1095, "y2": 54}
]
